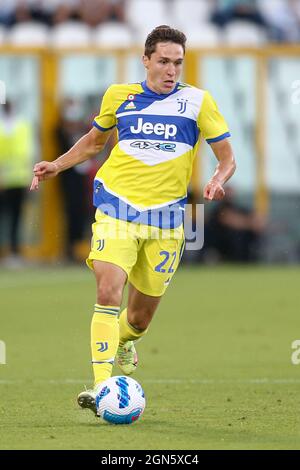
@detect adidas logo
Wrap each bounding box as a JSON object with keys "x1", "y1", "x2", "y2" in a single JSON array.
[{"x1": 125, "y1": 102, "x2": 136, "y2": 110}]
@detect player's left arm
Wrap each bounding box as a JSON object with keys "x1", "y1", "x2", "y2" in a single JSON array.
[
  {"x1": 203, "y1": 138, "x2": 236, "y2": 201},
  {"x1": 198, "y1": 91, "x2": 236, "y2": 201}
]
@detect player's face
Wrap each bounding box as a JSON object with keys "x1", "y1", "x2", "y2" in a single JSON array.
[{"x1": 143, "y1": 42, "x2": 184, "y2": 94}]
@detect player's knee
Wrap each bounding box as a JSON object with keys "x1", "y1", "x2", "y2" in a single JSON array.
[
  {"x1": 97, "y1": 282, "x2": 122, "y2": 306},
  {"x1": 127, "y1": 310, "x2": 151, "y2": 331},
  {"x1": 130, "y1": 319, "x2": 149, "y2": 331}
]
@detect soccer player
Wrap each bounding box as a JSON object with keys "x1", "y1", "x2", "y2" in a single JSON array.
[{"x1": 30, "y1": 25, "x2": 236, "y2": 415}]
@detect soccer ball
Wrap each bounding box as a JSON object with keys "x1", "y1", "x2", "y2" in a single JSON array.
[{"x1": 95, "y1": 376, "x2": 146, "y2": 424}]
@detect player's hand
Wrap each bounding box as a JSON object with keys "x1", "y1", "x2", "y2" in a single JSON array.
[
  {"x1": 30, "y1": 161, "x2": 59, "y2": 191},
  {"x1": 203, "y1": 179, "x2": 225, "y2": 201}
]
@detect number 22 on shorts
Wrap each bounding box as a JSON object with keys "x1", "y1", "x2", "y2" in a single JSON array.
[{"x1": 155, "y1": 251, "x2": 177, "y2": 273}]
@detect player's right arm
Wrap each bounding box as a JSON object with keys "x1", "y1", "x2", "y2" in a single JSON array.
[
  {"x1": 31, "y1": 85, "x2": 118, "y2": 191},
  {"x1": 30, "y1": 127, "x2": 113, "y2": 191}
]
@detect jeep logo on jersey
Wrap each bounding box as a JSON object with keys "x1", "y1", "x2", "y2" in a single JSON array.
[{"x1": 130, "y1": 118, "x2": 177, "y2": 139}]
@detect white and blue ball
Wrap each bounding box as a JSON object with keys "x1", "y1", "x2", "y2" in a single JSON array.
[{"x1": 95, "y1": 376, "x2": 145, "y2": 424}]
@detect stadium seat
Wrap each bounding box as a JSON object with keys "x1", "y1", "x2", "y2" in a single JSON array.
[
  {"x1": 51, "y1": 21, "x2": 92, "y2": 48},
  {"x1": 224, "y1": 21, "x2": 267, "y2": 46},
  {"x1": 0, "y1": 25, "x2": 6, "y2": 45},
  {"x1": 93, "y1": 23, "x2": 134, "y2": 48},
  {"x1": 187, "y1": 24, "x2": 220, "y2": 47},
  {"x1": 172, "y1": 0, "x2": 213, "y2": 30},
  {"x1": 126, "y1": 0, "x2": 168, "y2": 41},
  {"x1": 7, "y1": 22, "x2": 49, "y2": 47}
]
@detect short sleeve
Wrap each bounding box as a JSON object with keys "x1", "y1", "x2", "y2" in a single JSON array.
[
  {"x1": 197, "y1": 91, "x2": 230, "y2": 144},
  {"x1": 93, "y1": 86, "x2": 117, "y2": 132}
]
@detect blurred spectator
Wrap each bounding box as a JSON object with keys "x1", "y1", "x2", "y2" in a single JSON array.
[
  {"x1": 13, "y1": 0, "x2": 79, "y2": 26},
  {"x1": 1, "y1": 0, "x2": 299, "y2": 44},
  {"x1": 107, "y1": 0, "x2": 126, "y2": 23},
  {"x1": 0, "y1": 0, "x2": 17, "y2": 26},
  {"x1": 14, "y1": 0, "x2": 33, "y2": 24},
  {"x1": 202, "y1": 186, "x2": 266, "y2": 263},
  {"x1": 0, "y1": 100, "x2": 33, "y2": 267},
  {"x1": 79, "y1": 0, "x2": 125, "y2": 27},
  {"x1": 51, "y1": 0, "x2": 80, "y2": 25},
  {"x1": 1, "y1": 0, "x2": 126, "y2": 27},
  {"x1": 56, "y1": 95, "x2": 117, "y2": 262},
  {"x1": 211, "y1": 0, "x2": 268, "y2": 28},
  {"x1": 260, "y1": 0, "x2": 300, "y2": 42},
  {"x1": 290, "y1": 0, "x2": 300, "y2": 41},
  {"x1": 56, "y1": 97, "x2": 91, "y2": 263},
  {"x1": 85, "y1": 94, "x2": 117, "y2": 202}
]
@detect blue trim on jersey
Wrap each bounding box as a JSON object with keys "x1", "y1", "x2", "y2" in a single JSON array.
[
  {"x1": 141, "y1": 80, "x2": 180, "y2": 98},
  {"x1": 116, "y1": 82, "x2": 181, "y2": 115},
  {"x1": 93, "y1": 181, "x2": 186, "y2": 229},
  {"x1": 117, "y1": 114, "x2": 199, "y2": 147},
  {"x1": 93, "y1": 120, "x2": 115, "y2": 132},
  {"x1": 116, "y1": 93, "x2": 157, "y2": 115},
  {"x1": 206, "y1": 132, "x2": 231, "y2": 144}
]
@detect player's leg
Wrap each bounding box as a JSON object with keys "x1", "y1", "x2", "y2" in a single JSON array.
[
  {"x1": 78, "y1": 211, "x2": 138, "y2": 414},
  {"x1": 127, "y1": 283, "x2": 161, "y2": 330},
  {"x1": 78, "y1": 260, "x2": 127, "y2": 414},
  {"x1": 91, "y1": 260, "x2": 127, "y2": 385},
  {"x1": 117, "y1": 285, "x2": 161, "y2": 374},
  {"x1": 117, "y1": 225, "x2": 185, "y2": 376}
]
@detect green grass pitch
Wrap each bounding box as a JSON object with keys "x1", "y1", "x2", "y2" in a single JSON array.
[{"x1": 0, "y1": 264, "x2": 300, "y2": 449}]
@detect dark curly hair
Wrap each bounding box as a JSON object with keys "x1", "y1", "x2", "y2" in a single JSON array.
[{"x1": 144, "y1": 25, "x2": 186, "y2": 58}]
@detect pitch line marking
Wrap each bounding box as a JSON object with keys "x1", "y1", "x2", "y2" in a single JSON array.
[{"x1": 1, "y1": 378, "x2": 300, "y2": 385}]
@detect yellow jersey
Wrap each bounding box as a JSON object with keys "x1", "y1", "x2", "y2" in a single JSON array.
[{"x1": 93, "y1": 81, "x2": 230, "y2": 228}]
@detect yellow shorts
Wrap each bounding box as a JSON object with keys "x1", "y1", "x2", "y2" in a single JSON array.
[{"x1": 87, "y1": 210, "x2": 185, "y2": 297}]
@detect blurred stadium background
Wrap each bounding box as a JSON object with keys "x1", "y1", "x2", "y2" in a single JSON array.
[
  {"x1": 0, "y1": 0, "x2": 300, "y2": 267},
  {"x1": 1, "y1": 0, "x2": 300, "y2": 451}
]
